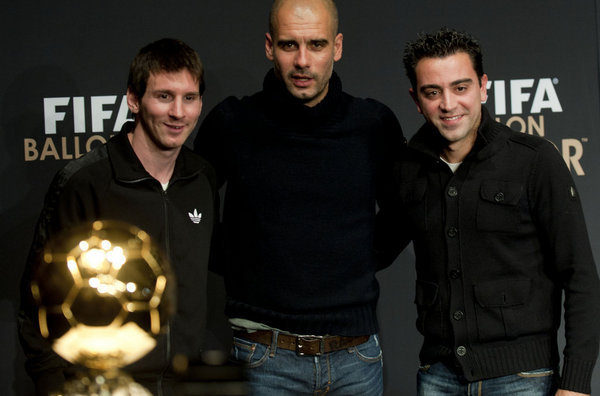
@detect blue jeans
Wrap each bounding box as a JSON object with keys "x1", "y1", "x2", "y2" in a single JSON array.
[
  {"x1": 417, "y1": 362, "x2": 557, "y2": 395},
  {"x1": 231, "y1": 332, "x2": 383, "y2": 395}
]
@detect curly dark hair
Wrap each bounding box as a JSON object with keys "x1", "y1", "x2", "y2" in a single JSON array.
[{"x1": 403, "y1": 27, "x2": 484, "y2": 89}]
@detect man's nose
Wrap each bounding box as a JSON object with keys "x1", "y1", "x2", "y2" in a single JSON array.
[
  {"x1": 440, "y1": 92, "x2": 456, "y2": 111},
  {"x1": 294, "y1": 46, "x2": 309, "y2": 69},
  {"x1": 169, "y1": 97, "x2": 184, "y2": 118}
]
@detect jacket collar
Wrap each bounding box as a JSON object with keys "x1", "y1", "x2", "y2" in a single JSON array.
[{"x1": 107, "y1": 121, "x2": 204, "y2": 184}]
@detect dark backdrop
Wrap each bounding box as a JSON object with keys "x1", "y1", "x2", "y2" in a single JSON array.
[{"x1": 1, "y1": 1, "x2": 598, "y2": 394}]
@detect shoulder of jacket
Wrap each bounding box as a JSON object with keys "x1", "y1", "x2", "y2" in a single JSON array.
[
  {"x1": 179, "y1": 147, "x2": 217, "y2": 186},
  {"x1": 56, "y1": 145, "x2": 109, "y2": 188},
  {"x1": 503, "y1": 125, "x2": 553, "y2": 151}
]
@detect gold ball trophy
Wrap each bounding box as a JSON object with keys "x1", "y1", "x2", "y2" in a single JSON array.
[{"x1": 30, "y1": 220, "x2": 175, "y2": 395}]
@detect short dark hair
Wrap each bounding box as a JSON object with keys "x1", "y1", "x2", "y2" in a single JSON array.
[
  {"x1": 127, "y1": 38, "x2": 205, "y2": 99},
  {"x1": 403, "y1": 27, "x2": 484, "y2": 89}
]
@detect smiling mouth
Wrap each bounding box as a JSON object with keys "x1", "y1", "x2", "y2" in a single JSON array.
[
  {"x1": 165, "y1": 123, "x2": 185, "y2": 130},
  {"x1": 442, "y1": 115, "x2": 462, "y2": 121}
]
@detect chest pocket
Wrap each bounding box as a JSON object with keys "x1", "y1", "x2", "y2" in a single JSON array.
[
  {"x1": 477, "y1": 180, "x2": 523, "y2": 233},
  {"x1": 397, "y1": 180, "x2": 427, "y2": 232}
]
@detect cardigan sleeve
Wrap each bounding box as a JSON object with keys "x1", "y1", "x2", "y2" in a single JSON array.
[{"x1": 529, "y1": 140, "x2": 600, "y2": 393}]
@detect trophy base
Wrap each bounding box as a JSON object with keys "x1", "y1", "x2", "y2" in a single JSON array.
[{"x1": 59, "y1": 369, "x2": 152, "y2": 396}]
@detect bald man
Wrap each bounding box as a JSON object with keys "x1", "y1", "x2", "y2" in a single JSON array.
[{"x1": 194, "y1": 1, "x2": 405, "y2": 394}]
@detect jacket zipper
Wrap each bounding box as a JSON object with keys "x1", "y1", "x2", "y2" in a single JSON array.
[
  {"x1": 157, "y1": 186, "x2": 171, "y2": 396},
  {"x1": 119, "y1": 177, "x2": 174, "y2": 395}
]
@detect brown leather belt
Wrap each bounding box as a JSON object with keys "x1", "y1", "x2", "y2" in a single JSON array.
[{"x1": 234, "y1": 330, "x2": 369, "y2": 356}]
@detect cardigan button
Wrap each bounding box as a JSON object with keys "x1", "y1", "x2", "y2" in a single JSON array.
[
  {"x1": 453, "y1": 310, "x2": 464, "y2": 321},
  {"x1": 449, "y1": 269, "x2": 461, "y2": 279},
  {"x1": 447, "y1": 227, "x2": 458, "y2": 238},
  {"x1": 494, "y1": 192, "x2": 505, "y2": 202},
  {"x1": 456, "y1": 346, "x2": 467, "y2": 357},
  {"x1": 448, "y1": 186, "x2": 458, "y2": 197}
]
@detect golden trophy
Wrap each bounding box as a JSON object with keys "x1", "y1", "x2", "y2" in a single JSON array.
[{"x1": 30, "y1": 220, "x2": 174, "y2": 395}]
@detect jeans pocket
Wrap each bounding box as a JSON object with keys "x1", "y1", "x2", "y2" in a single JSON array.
[
  {"x1": 351, "y1": 335, "x2": 383, "y2": 364},
  {"x1": 231, "y1": 336, "x2": 270, "y2": 368}
]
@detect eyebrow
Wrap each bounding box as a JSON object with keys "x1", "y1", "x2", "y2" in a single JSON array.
[
  {"x1": 310, "y1": 39, "x2": 329, "y2": 45},
  {"x1": 276, "y1": 38, "x2": 330, "y2": 45},
  {"x1": 419, "y1": 78, "x2": 474, "y2": 92},
  {"x1": 152, "y1": 89, "x2": 200, "y2": 96},
  {"x1": 450, "y1": 78, "x2": 474, "y2": 86}
]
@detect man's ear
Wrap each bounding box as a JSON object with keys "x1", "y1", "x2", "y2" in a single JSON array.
[
  {"x1": 479, "y1": 73, "x2": 489, "y2": 103},
  {"x1": 409, "y1": 88, "x2": 423, "y2": 114},
  {"x1": 265, "y1": 32, "x2": 274, "y2": 61},
  {"x1": 333, "y1": 33, "x2": 343, "y2": 62},
  {"x1": 126, "y1": 88, "x2": 140, "y2": 114}
]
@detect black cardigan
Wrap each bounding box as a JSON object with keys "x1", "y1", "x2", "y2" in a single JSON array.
[{"x1": 388, "y1": 106, "x2": 599, "y2": 393}]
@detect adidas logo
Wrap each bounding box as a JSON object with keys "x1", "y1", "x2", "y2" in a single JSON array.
[{"x1": 188, "y1": 209, "x2": 202, "y2": 224}]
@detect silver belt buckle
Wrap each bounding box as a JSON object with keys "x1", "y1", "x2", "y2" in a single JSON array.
[{"x1": 296, "y1": 335, "x2": 325, "y2": 356}]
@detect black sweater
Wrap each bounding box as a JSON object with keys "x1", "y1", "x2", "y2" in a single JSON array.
[{"x1": 194, "y1": 70, "x2": 404, "y2": 336}]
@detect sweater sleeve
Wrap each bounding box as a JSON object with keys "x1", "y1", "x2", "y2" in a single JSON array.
[
  {"x1": 193, "y1": 98, "x2": 234, "y2": 189},
  {"x1": 374, "y1": 169, "x2": 412, "y2": 270},
  {"x1": 193, "y1": 99, "x2": 234, "y2": 276},
  {"x1": 530, "y1": 141, "x2": 600, "y2": 393},
  {"x1": 373, "y1": 102, "x2": 411, "y2": 270}
]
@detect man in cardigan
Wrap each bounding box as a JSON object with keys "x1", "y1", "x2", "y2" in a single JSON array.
[
  {"x1": 386, "y1": 27, "x2": 599, "y2": 395},
  {"x1": 193, "y1": 0, "x2": 404, "y2": 394}
]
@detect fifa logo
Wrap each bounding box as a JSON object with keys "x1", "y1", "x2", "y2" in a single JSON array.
[
  {"x1": 485, "y1": 78, "x2": 586, "y2": 176},
  {"x1": 24, "y1": 95, "x2": 130, "y2": 161}
]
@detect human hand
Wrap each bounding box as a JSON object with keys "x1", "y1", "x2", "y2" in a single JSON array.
[{"x1": 555, "y1": 389, "x2": 589, "y2": 396}]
